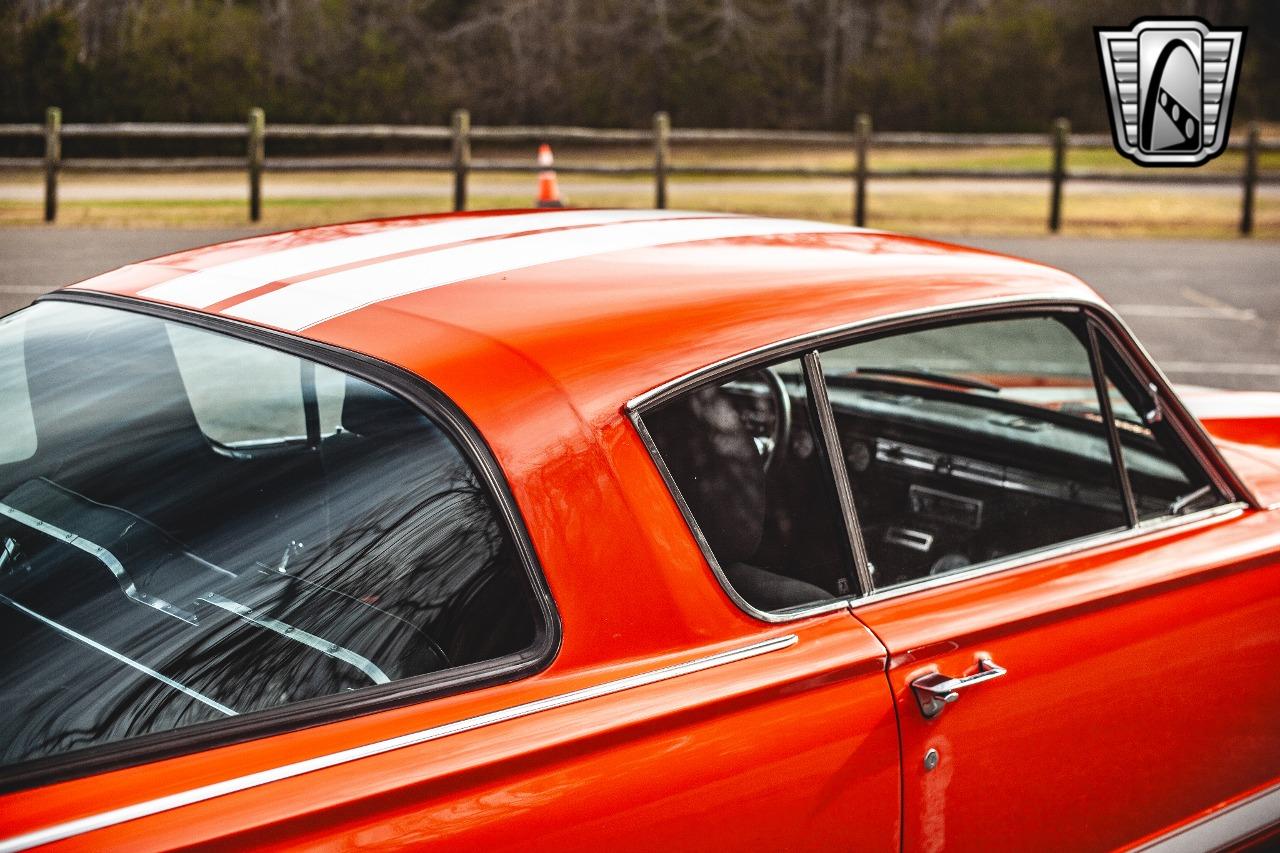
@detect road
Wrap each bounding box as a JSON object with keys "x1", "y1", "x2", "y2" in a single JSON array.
[{"x1": 0, "y1": 227, "x2": 1276, "y2": 391}]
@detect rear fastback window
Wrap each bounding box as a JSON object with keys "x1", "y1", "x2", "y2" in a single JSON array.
[{"x1": 0, "y1": 301, "x2": 547, "y2": 769}]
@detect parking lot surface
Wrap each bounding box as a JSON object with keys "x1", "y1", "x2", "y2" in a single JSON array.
[{"x1": 1, "y1": 227, "x2": 1276, "y2": 391}]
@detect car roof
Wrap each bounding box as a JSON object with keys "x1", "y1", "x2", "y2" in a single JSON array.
[{"x1": 66, "y1": 209, "x2": 1102, "y2": 430}]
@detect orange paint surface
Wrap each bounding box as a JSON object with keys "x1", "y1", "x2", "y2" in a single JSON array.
[{"x1": 3, "y1": 210, "x2": 1276, "y2": 850}]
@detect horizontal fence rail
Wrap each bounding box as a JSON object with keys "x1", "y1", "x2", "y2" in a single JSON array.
[{"x1": 2, "y1": 107, "x2": 1275, "y2": 233}]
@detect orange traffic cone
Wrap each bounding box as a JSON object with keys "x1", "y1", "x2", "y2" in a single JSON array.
[{"x1": 535, "y1": 143, "x2": 564, "y2": 208}]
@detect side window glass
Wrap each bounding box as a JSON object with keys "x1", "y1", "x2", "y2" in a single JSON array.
[
  {"x1": 818, "y1": 315, "x2": 1128, "y2": 591},
  {"x1": 0, "y1": 302, "x2": 548, "y2": 769},
  {"x1": 1092, "y1": 330, "x2": 1224, "y2": 520},
  {"x1": 642, "y1": 357, "x2": 857, "y2": 613}
]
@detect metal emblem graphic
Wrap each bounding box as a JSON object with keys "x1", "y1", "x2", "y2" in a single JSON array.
[{"x1": 1096, "y1": 18, "x2": 1245, "y2": 166}]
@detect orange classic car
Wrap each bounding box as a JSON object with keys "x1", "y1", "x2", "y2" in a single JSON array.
[{"x1": 0, "y1": 209, "x2": 1278, "y2": 852}]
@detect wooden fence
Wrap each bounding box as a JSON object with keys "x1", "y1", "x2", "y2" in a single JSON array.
[{"x1": 1, "y1": 107, "x2": 1275, "y2": 234}]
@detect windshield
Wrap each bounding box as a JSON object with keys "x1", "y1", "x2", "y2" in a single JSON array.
[
  {"x1": 0, "y1": 302, "x2": 541, "y2": 769},
  {"x1": 825, "y1": 317, "x2": 1206, "y2": 497},
  {"x1": 821, "y1": 317, "x2": 1099, "y2": 406}
]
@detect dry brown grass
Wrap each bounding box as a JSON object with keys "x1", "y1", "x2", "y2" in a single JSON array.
[{"x1": 0, "y1": 158, "x2": 1273, "y2": 238}]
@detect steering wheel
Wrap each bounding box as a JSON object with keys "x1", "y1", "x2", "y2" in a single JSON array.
[{"x1": 752, "y1": 367, "x2": 792, "y2": 474}]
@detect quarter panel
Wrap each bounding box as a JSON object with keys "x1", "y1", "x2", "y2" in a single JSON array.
[{"x1": 11, "y1": 619, "x2": 900, "y2": 852}]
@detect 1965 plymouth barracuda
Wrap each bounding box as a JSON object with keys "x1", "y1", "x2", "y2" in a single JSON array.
[{"x1": 0, "y1": 209, "x2": 1277, "y2": 851}]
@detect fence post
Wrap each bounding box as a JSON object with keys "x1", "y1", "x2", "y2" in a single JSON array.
[
  {"x1": 247, "y1": 107, "x2": 265, "y2": 222},
  {"x1": 1048, "y1": 117, "x2": 1069, "y2": 233},
  {"x1": 451, "y1": 108, "x2": 471, "y2": 212},
  {"x1": 1241, "y1": 121, "x2": 1259, "y2": 237},
  {"x1": 653, "y1": 111, "x2": 670, "y2": 210},
  {"x1": 853, "y1": 113, "x2": 871, "y2": 227},
  {"x1": 43, "y1": 107, "x2": 61, "y2": 223}
]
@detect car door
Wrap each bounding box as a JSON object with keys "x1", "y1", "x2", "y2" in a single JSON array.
[{"x1": 813, "y1": 307, "x2": 1280, "y2": 851}]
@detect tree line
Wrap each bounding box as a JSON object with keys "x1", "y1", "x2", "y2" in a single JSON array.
[{"x1": 2, "y1": 0, "x2": 1275, "y2": 133}]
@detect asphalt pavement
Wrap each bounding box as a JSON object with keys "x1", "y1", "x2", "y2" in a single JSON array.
[{"x1": 0, "y1": 227, "x2": 1276, "y2": 391}]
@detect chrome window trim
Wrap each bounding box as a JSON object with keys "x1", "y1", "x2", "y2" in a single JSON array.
[
  {"x1": 803, "y1": 351, "x2": 875, "y2": 595},
  {"x1": 1086, "y1": 321, "x2": 1140, "y2": 527},
  {"x1": 1131, "y1": 778, "x2": 1280, "y2": 851},
  {"x1": 0, "y1": 633, "x2": 797, "y2": 853},
  {"x1": 6, "y1": 291, "x2": 562, "y2": 794},
  {"x1": 626, "y1": 296, "x2": 1088, "y2": 414},
  {"x1": 1086, "y1": 313, "x2": 1247, "y2": 506},
  {"x1": 850, "y1": 501, "x2": 1246, "y2": 609},
  {"x1": 627, "y1": 295, "x2": 1255, "y2": 624},
  {"x1": 626, "y1": 294, "x2": 1253, "y2": 507}
]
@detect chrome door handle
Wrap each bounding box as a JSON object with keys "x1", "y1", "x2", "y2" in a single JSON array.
[{"x1": 911, "y1": 658, "x2": 1007, "y2": 719}]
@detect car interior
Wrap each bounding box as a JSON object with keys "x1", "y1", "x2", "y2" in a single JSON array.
[
  {"x1": 643, "y1": 314, "x2": 1224, "y2": 610},
  {"x1": 644, "y1": 373, "x2": 853, "y2": 611}
]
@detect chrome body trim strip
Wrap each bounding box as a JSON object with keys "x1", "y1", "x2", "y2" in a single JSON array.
[
  {"x1": 0, "y1": 500, "x2": 197, "y2": 625},
  {"x1": 0, "y1": 593, "x2": 236, "y2": 718},
  {"x1": 200, "y1": 592, "x2": 391, "y2": 686},
  {"x1": 1131, "y1": 779, "x2": 1280, "y2": 851},
  {"x1": 0, "y1": 633, "x2": 797, "y2": 852}
]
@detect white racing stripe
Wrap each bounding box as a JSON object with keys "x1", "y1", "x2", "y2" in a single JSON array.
[
  {"x1": 226, "y1": 217, "x2": 861, "y2": 330},
  {"x1": 140, "y1": 210, "x2": 722, "y2": 309}
]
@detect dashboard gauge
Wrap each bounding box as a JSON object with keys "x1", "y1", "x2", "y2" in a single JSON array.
[{"x1": 846, "y1": 440, "x2": 871, "y2": 472}]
